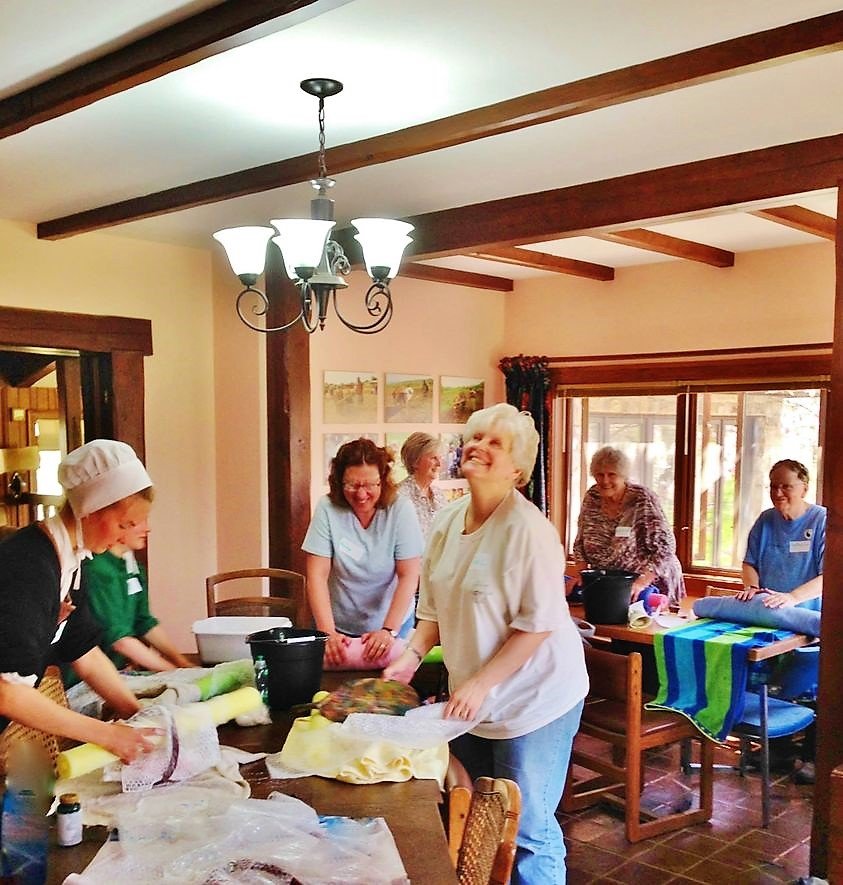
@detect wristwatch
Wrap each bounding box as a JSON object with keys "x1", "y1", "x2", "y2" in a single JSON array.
[{"x1": 382, "y1": 627, "x2": 399, "y2": 638}]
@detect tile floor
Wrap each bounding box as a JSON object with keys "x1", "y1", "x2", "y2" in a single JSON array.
[{"x1": 558, "y1": 738, "x2": 814, "y2": 884}]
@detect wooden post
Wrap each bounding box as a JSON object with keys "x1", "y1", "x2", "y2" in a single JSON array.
[
  {"x1": 265, "y1": 246, "x2": 311, "y2": 591},
  {"x1": 809, "y1": 183, "x2": 843, "y2": 877}
]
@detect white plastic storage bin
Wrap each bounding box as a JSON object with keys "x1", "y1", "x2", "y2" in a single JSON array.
[{"x1": 192, "y1": 616, "x2": 293, "y2": 664}]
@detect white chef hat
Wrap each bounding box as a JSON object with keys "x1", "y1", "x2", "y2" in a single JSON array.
[{"x1": 58, "y1": 439, "x2": 152, "y2": 518}]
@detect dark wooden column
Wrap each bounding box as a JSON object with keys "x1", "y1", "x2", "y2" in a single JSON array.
[
  {"x1": 110, "y1": 351, "x2": 146, "y2": 461},
  {"x1": 265, "y1": 246, "x2": 311, "y2": 584},
  {"x1": 810, "y1": 184, "x2": 843, "y2": 877}
]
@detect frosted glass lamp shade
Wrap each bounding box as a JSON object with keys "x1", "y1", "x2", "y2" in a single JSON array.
[
  {"x1": 270, "y1": 219, "x2": 335, "y2": 281},
  {"x1": 212, "y1": 227, "x2": 274, "y2": 281},
  {"x1": 351, "y1": 219, "x2": 414, "y2": 280}
]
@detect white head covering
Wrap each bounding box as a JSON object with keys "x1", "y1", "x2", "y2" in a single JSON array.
[{"x1": 58, "y1": 439, "x2": 152, "y2": 518}]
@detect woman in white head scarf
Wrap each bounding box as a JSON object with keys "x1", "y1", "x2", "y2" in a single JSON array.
[{"x1": 0, "y1": 440, "x2": 160, "y2": 763}]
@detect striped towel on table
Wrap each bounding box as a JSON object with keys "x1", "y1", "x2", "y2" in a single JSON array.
[{"x1": 645, "y1": 619, "x2": 794, "y2": 742}]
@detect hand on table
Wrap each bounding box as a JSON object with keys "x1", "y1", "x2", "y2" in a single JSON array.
[
  {"x1": 324, "y1": 631, "x2": 351, "y2": 667},
  {"x1": 382, "y1": 651, "x2": 418, "y2": 685},
  {"x1": 104, "y1": 723, "x2": 163, "y2": 763},
  {"x1": 735, "y1": 586, "x2": 768, "y2": 601},
  {"x1": 443, "y1": 676, "x2": 490, "y2": 721},
  {"x1": 361, "y1": 628, "x2": 396, "y2": 662}
]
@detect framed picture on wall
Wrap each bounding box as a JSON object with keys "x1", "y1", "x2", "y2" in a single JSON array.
[
  {"x1": 440, "y1": 432, "x2": 464, "y2": 479},
  {"x1": 323, "y1": 371, "x2": 378, "y2": 424},
  {"x1": 385, "y1": 431, "x2": 411, "y2": 482},
  {"x1": 384, "y1": 373, "x2": 434, "y2": 423},
  {"x1": 323, "y1": 432, "x2": 380, "y2": 483},
  {"x1": 439, "y1": 376, "x2": 484, "y2": 424}
]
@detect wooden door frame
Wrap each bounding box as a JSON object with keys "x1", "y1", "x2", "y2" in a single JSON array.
[{"x1": 0, "y1": 306, "x2": 152, "y2": 459}]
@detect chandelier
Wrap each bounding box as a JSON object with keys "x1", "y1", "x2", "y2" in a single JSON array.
[{"x1": 213, "y1": 78, "x2": 414, "y2": 335}]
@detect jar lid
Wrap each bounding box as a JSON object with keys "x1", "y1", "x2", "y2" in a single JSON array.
[{"x1": 59, "y1": 792, "x2": 79, "y2": 804}]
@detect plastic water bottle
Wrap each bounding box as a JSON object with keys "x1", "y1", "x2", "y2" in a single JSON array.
[
  {"x1": 254, "y1": 656, "x2": 269, "y2": 706},
  {"x1": 0, "y1": 742, "x2": 51, "y2": 885}
]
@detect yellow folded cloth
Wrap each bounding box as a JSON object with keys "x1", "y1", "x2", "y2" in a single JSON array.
[{"x1": 279, "y1": 711, "x2": 449, "y2": 786}]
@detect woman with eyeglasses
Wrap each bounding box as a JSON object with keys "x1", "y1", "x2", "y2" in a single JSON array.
[
  {"x1": 303, "y1": 438, "x2": 424, "y2": 667},
  {"x1": 737, "y1": 459, "x2": 825, "y2": 611}
]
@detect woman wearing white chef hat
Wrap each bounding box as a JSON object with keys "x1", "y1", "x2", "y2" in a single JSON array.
[{"x1": 0, "y1": 439, "x2": 161, "y2": 763}]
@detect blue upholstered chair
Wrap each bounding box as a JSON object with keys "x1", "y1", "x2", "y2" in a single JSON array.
[{"x1": 732, "y1": 650, "x2": 817, "y2": 827}]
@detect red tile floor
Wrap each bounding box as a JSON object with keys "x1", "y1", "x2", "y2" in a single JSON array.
[{"x1": 558, "y1": 737, "x2": 814, "y2": 884}]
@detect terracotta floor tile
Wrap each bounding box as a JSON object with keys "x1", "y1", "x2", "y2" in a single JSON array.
[
  {"x1": 601, "y1": 859, "x2": 677, "y2": 884},
  {"x1": 659, "y1": 830, "x2": 728, "y2": 857},
  {"x1": 633, "y1": 844, "x2": 700, "y2": 874}
]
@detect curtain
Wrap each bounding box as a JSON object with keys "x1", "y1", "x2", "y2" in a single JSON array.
[{"x1": 499, "y1": 355, "x2": 551, "y2": 513}]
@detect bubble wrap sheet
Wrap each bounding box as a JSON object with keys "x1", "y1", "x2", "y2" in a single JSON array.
[{"x1": 62, "y1": 792, "x2": 409, "y2": 885}]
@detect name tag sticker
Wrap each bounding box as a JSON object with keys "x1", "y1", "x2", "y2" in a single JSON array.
[
  {"x1": 127, "y1": 576, "x2": 144, "y2": 595},
  {"x1": 338, "y1": 536, "x2": 365, "y2": 562},
  {"x1": 789, "y1": 540, "x2": 811, "y2": 554},
  {"x1": 614, "y1": 526, "x2": 632, "y2": 538}
]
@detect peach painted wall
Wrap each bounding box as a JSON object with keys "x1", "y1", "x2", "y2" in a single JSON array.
[
  {"x1": 211, "y1": 250, "x2": 268, "y2": 575},
  {"x1": 307, "y1": 271, "x2": 507, "y2": 512},
  {"x1": 503, "y1": 242, "x2": 835, "y2": 355},
  {"x1": 0, "y1": 220, "x2": 216, "y2": 651}
]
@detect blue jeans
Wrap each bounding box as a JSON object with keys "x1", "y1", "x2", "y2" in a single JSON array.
[{"x1": 450, "y1": 699, "x2": 584, "y2": 885}]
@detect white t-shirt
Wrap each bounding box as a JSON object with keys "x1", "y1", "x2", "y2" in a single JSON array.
[
  {"x1": 418, "y1": 490, "x2": 588, "y2": 739},
  {"x1": 302, "y1": 495, "x2": 424, "y2": 635}
]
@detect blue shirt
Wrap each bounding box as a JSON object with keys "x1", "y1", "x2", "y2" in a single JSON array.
[
  {"x1": 301, "y1": 495, "x2": 424, "y2": 634},
  {"x1": 743, "y1": 504, "x2": 825, "y2": 611}
]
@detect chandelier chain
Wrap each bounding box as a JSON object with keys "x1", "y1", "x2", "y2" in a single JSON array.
[{"x1": 317, "y1": 97, "x2": 328, "y2": 180}]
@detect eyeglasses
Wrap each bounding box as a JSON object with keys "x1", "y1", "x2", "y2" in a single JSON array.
[
  {"x1": 770, "y1": 483, "x2": 803, "y2": 493},
  {"x1": 343, "y1": 481, "x2": 381, "y2": 492}
]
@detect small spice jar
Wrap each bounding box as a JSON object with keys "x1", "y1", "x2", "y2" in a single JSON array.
[{"x1": 56, "y1": 792, "x2": 83, "y2": 847}]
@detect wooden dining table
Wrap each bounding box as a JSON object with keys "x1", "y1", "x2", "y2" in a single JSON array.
[{"x1": 46, "y1": 670, "x2": 458, "y2": 884}]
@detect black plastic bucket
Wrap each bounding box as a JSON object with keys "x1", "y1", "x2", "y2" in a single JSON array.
[
  {"x1": 246, "y1": 627, "x2": 328, "y2": 711},
  {"x1": 580, "y1": 569, "x2": 638, "y2": 624}
]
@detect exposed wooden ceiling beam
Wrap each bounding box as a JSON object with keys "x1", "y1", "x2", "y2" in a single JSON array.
[
  {"x1": 593, "y1": 229, "x2": 734, "y2": 267},
  {"x1": 470, "y1": 246, "x2": 614, "y2": 281},
  {"x1": 37, "y1": 11, "x2": 843, "y2": 239},
  {"x1": 0, "y1": 0, "x2": 337, "y2": 140},
  {"x1": 400, "y1": 263, "x2": 513, "y2": 292},
  {"x1": 750, "y1": 205, "x2": 836, "y2": 240},
  {"x1": 401, "y1": 133, "x2": 843, "y2": 260}
]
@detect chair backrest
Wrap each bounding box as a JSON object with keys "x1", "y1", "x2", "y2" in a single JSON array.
[
  {"x1": 0, "y1": 666, "x2": 70, "y2": 777},
  {"x1": 449, "y1": 776, "x2": 521, "y2": 885},
  {"x1": 705, "y1": 584, "x2": 740, "y2": 597},
  {"x1": 205, "y1": 568, "x2": 305, "y2": 625},
  {"x1": 776, "y1": 645, "x2": 820, "y2": 701}
]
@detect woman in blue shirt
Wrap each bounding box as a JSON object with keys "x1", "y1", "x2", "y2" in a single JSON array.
[
  {"x1": 303, "y1": 438, "x2": 423, "y2": 667},
  {"x1": 738, "y1": 459, "x2": 824, "y2": 611}
]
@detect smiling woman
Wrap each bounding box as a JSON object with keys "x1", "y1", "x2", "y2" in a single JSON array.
[{"x1": 302, "y1": 438, "x2": 424, "y2": 668}]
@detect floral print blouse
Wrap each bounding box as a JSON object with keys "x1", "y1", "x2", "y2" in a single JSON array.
[
  {"x1": 573, "y1": 482, "x2": 685, "y2": 602},
  {"x1": 397, "y1": 475, "x2": 446, "y2": 541}
]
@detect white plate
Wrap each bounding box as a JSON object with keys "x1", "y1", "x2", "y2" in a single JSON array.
[{"x1": 655, "y1": 614, "x2": 687, "y2": 629}]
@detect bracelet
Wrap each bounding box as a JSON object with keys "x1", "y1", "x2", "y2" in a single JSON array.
[
  {"x1": 381, "y1": 627, "x2": 399, "y2": 638},
  {"x1": 407, "y1": 646, "x2": 424, "y2": 662}
]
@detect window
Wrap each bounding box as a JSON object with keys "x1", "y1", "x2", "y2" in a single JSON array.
[{"x1": 553, "y1": 345, "x2": 828, "y2": 576}]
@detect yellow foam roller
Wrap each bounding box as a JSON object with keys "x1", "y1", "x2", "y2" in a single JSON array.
[{"x1": 57, "y1": 686, "x2": 262, "y2": 780}]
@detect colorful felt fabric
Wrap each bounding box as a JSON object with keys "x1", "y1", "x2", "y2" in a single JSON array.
[{"x1": 646, "y1": 619, "x2": 794, "y2": 742}]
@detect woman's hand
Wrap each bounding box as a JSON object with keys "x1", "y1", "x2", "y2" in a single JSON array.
[
  {"x1": 759, "y1": 590, "x2": 797, "y2": 609},
  {"x1": 383, "y1": 649, "x2": 419, "y2": 684},
  {"x1": 361, "y1": 628, "x2": 395, "y2": 662},
  {"x1": 443, "y1": 675, "x2": 491, "y2": 721},
  {"x1": 103, "y1": 723, "x2": 163, "y2": 764},
  {"x1": 630, "y1": 576, "x2": 650, "y2": 601},
  {"x1": 324, "y1": 631, "x2": 351, "y2": 666},
  {"x1": 736, "y1": 585, "x2": 766, "y2": 601}
]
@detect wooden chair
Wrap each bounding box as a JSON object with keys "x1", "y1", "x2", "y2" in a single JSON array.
[
  {"x1": 562, "y1": 645, "x2": 714, "y2": 842},
  {"x1": 448, "y1": 775, "x2": 521, "y2": 885},
  {"x1": 705, "y1": 584, "x2": 741, "y2": 597},
  {"x1": 0, "y1": 666, "x2": 71, "y2": 777},
  {"x1": 205, "y1": 568, "x2": 305, "y2": 625}
]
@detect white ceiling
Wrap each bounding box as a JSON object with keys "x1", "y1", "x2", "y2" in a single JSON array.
[{"x1": 1, "y1": 0, "x2": 840, "y2": 279}]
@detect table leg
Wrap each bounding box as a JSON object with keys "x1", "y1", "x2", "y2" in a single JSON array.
[{"x1": 760, "y1": 683, "x2": 770, "y2": 828}]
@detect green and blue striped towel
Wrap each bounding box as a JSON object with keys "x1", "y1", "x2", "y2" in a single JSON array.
[{"x1": 645, "y1": 618, "x2": 793, "y2": 742}]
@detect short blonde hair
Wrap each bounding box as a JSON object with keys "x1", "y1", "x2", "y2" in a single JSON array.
[
  {"x1": 590, "y1": 445, "x2": 630, "y2": 479},
  {"x1": 464, "y1": 403, "x2": 538, "y2": 488},
  {"x1": 400, "y1": 432, "x2": 440, "y2": 475}
]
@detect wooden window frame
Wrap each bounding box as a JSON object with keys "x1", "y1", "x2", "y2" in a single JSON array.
[{"x1": 552, "y1": 343, "x2": 830, "y2": 578}]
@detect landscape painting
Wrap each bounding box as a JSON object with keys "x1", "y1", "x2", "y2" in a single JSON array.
[
  {"x1": 384, "y1": 373, "x2": 434, "y2": 423},
  {"x1": 323, "y1": 371, "x2": 378, "y2": 424},
  {"x1": 439, "y1": 376, "x2": 484, "y2": 424}
]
